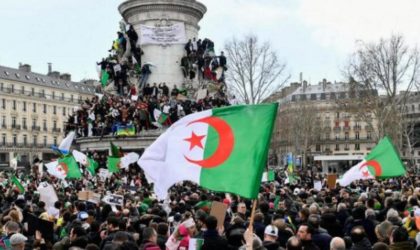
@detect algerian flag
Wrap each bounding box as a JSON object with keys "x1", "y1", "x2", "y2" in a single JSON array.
[
  {"x1": 261, "y1": 170, "x2": 275, "y2": 182},
  {"x1": 110, "y1": 142, "x2": 121, "y2": 157},
  {"x1": 52, "y1": 131, "x2": 75, "y2": 155},
  {"x1": 11, "y1": 175, "x2": 25, "y2": 193},
  {"x1": 338, "y1": 136, "x2": 406, "y2": 186},
  {"x1": 73, "y1": 150, "x2": 99, "y2": 176},
  {"x1": 153, "y1": 109, "x2": 168, "y2": 128},
  {"x1": 107, "y1": 157, "x2": 121, "y2": 173},
  {"x1": 46, "y1": 156, "x2": 82, "y2": 179},
  {"x1": 138, "y1": 104, "x2": 278, "y2": 200},
  {"x1": 120, "y1": 153, "x2": 139, "y2": 169}
]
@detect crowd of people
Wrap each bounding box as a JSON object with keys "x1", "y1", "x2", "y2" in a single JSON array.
[{"x1": 0, "y1": 162, "x2": 419, "y2": 250}]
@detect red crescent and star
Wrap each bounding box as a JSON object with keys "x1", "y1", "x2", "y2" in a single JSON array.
[
  {"x1": 359, "y1": 160, "x2": 382, "y2": 177},
  {"x1": 183, "y1": 116, "x2": 234, "y2": 168}
]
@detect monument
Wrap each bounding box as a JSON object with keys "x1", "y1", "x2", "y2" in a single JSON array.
[{"x1": 119, "y1": 0, "x2": 207, "y2": 89}]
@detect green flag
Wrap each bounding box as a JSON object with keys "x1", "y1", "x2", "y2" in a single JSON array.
[
  {"x1": 138, "y1": 104, "x2": 278, "y2": 199},
  {"x1": 110, "y1": 142, "x2": 121, "y2": 157},
  {"x1": 11, "y1": 175, "x2": 24, "y2": 193},
  {"x1": 100, "y1": 70, "x2": 109, "y2": 87},
  {"x1": 86, "y1": 158, "x2": 99, "y2": 176},
  {"x1": 107, "y1": 157, "x2": 121, "y2": 173},
  {"x1": 58, "y1": 156, "x2": 82, "y2": 179}
]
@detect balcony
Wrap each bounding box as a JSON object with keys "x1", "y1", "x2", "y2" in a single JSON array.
[
  {"x1": 353, "y1": 125, "x2": 362, "y2": 131},
  {"x1": 32, "y1": 126, "x2": 41, "y2": 131},
  {"x1": 333, "y1": 127, "x2": 341, "y2": 133},
  {"x1": 43, "y1": 127, "x2": 48, "y2": 132},
  {"x1": 22, "y1": 125, "x2": 28, "y2": 130},
  {"x1": 11, "y1": 125, "x2": 21, "y2": 130},
  {"x1": 365, "y1": 125, "x2": 374, "y2": 132},
  {"x1": 1, "y1": 124, "x2": 6, "y2": 129},
  {"x1": 52, "y1": 128, "x2": 61, "y2": 133},
  {"x1": 324, "y1": 126, "x2": 331, "y2": 132},
  {"x1": 343, "y1": 126, "x2": 351, "y2": 132}
]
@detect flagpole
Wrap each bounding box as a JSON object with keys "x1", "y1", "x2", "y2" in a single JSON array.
[{"x1": 248, "y1": 199, "x2": 258, "y2": 230}]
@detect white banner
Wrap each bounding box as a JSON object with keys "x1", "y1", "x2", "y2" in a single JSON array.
[{"x1": 140, "y1": 23, "x2": 187, "y2": 45}]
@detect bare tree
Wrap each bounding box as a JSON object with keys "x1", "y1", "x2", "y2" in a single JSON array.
[
  {"x1": 345, "y1": 34, "x2": 420, "y2": 151},
  {"x1": 224, "y1": 34, "x2": 290, "y2": 104}
]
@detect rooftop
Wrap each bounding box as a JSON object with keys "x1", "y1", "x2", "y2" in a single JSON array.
[{"x1": 0, "y1": 65, "x2": 96, "y2": 94}]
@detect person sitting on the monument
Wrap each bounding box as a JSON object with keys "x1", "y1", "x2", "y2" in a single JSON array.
[
  {"x1": 139, "y1": 64, "x2": 152, "y2": 89},
  {"x1": 159, "y1": 83, "x2": 169, "y2": 97},
  {"x1": 117, "y1": 32, "x2": 127, "y2": 53},
  {"x1": 219, "y1": 51, "x2": 227, "y2": 70},
  {"x1": 151, "y1": 83, "x2": 159, "y2": 98},
  {"x1": 192, "y1": 37, "x2": 198, "y2": 53},
  {"x1": 181, "y1": 55, "x2": 191, "y2": 78}
]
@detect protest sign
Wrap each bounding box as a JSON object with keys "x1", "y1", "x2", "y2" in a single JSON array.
[
  {"x1": 102, "y1": 194, "x2": 124, "y2": 206},
  {"x1": 78, "y1": 191, "x2": 101, "y2": 204},
  {"x1": 27, "y1": 213, "x2": 54, "y2": 241},
  {"x1": 327, "y1": 174, "x2": 337, "y2": 189},
  {"x1": 209, "y1": 201, "x2": 228, "y2": 229},
  {"x1": 314, "y1": 180, "x2": 322, "y2": 191},
  {"x1": 37, "y1": 182, "x2": 58, "y2": 210}
]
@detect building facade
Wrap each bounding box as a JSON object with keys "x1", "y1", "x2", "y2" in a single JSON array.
[
  {"x1": 270, "y1": 80, "x2": 378, "y2": 172},
  {"x1": 0, "y1": 64, "x2": 95, "y2": 167}
]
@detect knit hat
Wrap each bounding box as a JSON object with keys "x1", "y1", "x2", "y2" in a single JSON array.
[{"x1": 10, "y1": 233, "x2": 27, "y2": 246}]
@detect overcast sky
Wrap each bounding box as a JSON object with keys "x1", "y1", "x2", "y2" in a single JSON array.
[{"x1": 1, "y1": 0, "x2": 420, "y2": 85}]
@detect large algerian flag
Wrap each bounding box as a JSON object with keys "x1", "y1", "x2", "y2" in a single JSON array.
[
  {"x1": 52, "y1": 131, "x2": 75, "y2": 155},
  {"x1": 107, "y1": 157, "x2": 121, "y2": 173},
  {"x1": 338, "y1": 136, "x2": 406, "y2": 186},
  {"x1": 138, "y1": 104, "x2": 278, "y2": 200}
]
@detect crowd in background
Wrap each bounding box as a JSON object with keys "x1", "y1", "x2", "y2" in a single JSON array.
[{"x1": 0, "y1": 162, "x2": 419, "y2": 250}]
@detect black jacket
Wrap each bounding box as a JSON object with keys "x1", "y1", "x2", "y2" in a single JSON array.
[{"x1": 202, "y1": 229, "x2": 229, "y2": 250}]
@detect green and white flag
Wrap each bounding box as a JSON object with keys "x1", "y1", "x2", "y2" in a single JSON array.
[
  {"x1": 138, "y1": 104, "x2": 278, "y2": 200},
  {"x1": 11, "y1": 175, "x2": 25, "y2": 193},
  {"x1": 261, "y1": 170, "x2": 275, "y2": 182},
  {"x1": 107, "y1": 157, "x2": 121, "y2": 173},
  {"x1": 153, "y1": 109, "x2": 169, "y2": 128},
  {"x1": 338, "y1": 136, "x2": 406, "y2": 186}
]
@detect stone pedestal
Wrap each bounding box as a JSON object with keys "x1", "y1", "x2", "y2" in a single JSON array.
[{"x1": 119, "y1": 0, "x2": 207, "y2": 89}]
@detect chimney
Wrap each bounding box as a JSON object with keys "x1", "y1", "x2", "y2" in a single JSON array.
[
  {"x1": 303, "y1": 80, "x2": 308, "y2": 93},
  {"x1": 19, "y1": 64, "x2": 31, "y2": 73},
  {"x1": 60, "y1": 73, "x2": 71, "y2": 81},
  {"x1": 48, "y1": 63, "x2": 52, "y2": 74},
  {"x1": 299, "y1": 72, "x2": 303, "y2": 84},
  {"x1": 49, "y1": 71, "x2": 60, "y2": 78},
  {"x1": 322, "y1": 78, "x2": 327, "y2": 91}
]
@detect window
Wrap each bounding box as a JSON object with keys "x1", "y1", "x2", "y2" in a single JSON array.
[
  {"x1": 1, "y1": 99, "x2": 5, "y2": 109},
  {"x1": 43, "y1": 104, "x2": 47, "y2": 113},
  {"x1": 335, "y1": 134, "x2": 339, "y2": 140},
  {"x1": 23, "y1": 135, "x2": 27, "y2": 145},
  {"x1": 53, "y1": 106, "x2": 56, "y2": 115},
  {"x1": 22, "y1": 118, "x2": 26, "y2": 128},
  {"x1": 355, "y1": 144, "x2": 360, "y2": 150},
  {"x1": 1, "y1": 116, "x2": 5, "y2": 127},
  {"x1": 316, "y1": 144, "x2": 321, "y2": 151},
  {"x1": 344, "y1": 121, "x2": 349, "y2": 127},
  {"x1": 41, "y1": 90, "x2": 45, "y2": 98},
  {"x1": 340, "y1": 92, "x2": 346, "y2": 99},
  {"x1": 11, "y1": 84, "x2": 14, "y2": 93},
  {"x1": 52, "y1": 91, "x2": 55, "y2": 99},
  {"x1": 12, "y1": 100, "x2": 16, "y2": 110},
  {"x1": 330, "y1": 93, "x2": 336, "y2": 100},
  {"x1": 335, "y1": 121, "x2": 339, "y2": 127},
  {"x1": 53, "y1": 120, "x2": 57, "y2": 129},
  {"x1": 33, "y1": 103, "x2": 36, "y2": 112},
  {"x1": 23, "y1": 101, "x2": 26, "y2": 111},
  {"x1": 53, "y1": 136, "x2": 57, "y2": 145},
  {"x1": 300, "y1": 94, "x2": 307, "y2": 101},
  {"x1": 367, "y1": 132, "x2": 372, "y2": 140},
  {"x1": 412, "y1": 105, "x2": 415, "y2": 112},
  {"x1": 33, "y1": 135, "x2": 37, "y2": 145},
  {"x1": 12, "y1": 117, "x2": 16, "y2": 127},
  {"x1": 345, "y1": 132, "x2": 349, "y2": 140},
  {"x1": 43, "y1": 136, "x2": 47, "y2": 147},
  {"x1": 43, "y1": 120, "x2": 47, "y2": 131},
  {"x1": 32, "y1": 119, "x2": 36, "y2": 127},
  {"x1": 344, "y1": 144, "x2": 349, "y2": 150},
  {"x1": 355, "y1": 132, "x2": 360, "y2": 140},
  {"x1": 336, "y1": 112, "x2": 340, "y2": 118},
  {"x1": 291, "y1": 95, "x2": 296, "y2": 102},
  {"x1": 335, "y1": 144, "x2": 340, "y2": 151},
  {"x1": 13, "y1": 134, "x2": 17, "y2": 145},
  {"x1": 0, "y1": 82, "x2": 3, "y2": 91},
  {"x1": 61, "y1": 93, "x2": 64, "y2": 100},
  {"x1": 325, "y1": 133, "x2": 330, "y2": 140},
  {"x1": 62, "y1": 107, "x2": 66, "y2": 116},
  {"x1": 1, "y1": 134, "x2": 5, "y2": 145},
  {"x1": 71, "y1": 95, "x2": 74, "y2": 102},
  {"x1": 310, "y1": 94, "x2": 317, "y2": 100},
  {"x1": 31, "y1": 88, "x2": 35, "y2": 96},
  {"x1": 21, "y1": 86, "x2": 24, "y2": 94},
  {"x1": 320, "y1": 93, "x2": 326, "y2": 100}
]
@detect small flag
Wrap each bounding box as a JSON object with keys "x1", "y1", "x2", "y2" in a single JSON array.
[
  {"x1": 58, "y1": 156, "x2": 82, "y2": 179},
  {"x1": 101, "y1": 70, "x2": 109, "y2": 87},
  {"x1": 153, "y1": 109, "x2": 169, "y2": 128},
  {"x1": 116, "y1": 124, "x2": 136, "y2": 136},
  {"x1": 110, "y1": 142, "x2": 122, "y2": 157},
  {"x1": 338, "y1": 136, "x2": 406, "y2": 186},
  {"x1": 86, "y1": 158, "x2": 99, "y2": 176},
  {"x1": 120, "y1": 153, "x2": 140, "y2": 169},
  {"x1": 107, "y1": 157, "x2": 121, "y2": 173},
  {"x1": 261, "y1": 170, "x2": 275, "y2": 182},
  {"x1": 11, "y1": 175, "x2": 24, "y2": 193}
]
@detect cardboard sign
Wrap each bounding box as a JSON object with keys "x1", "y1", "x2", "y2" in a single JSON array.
[
  {"x1": 131, "y1": 95, "x2": 139, "y2": 101},
  {"x1": 102, "y1": 194, "x2": 124, "y2": 206},
  {"x1": 209, "y1": 201, "x2": 228, "y2": 229},
  {"x1": 327, "y1": 174, "x2": 337, "y2": 189},
  {"x1": 98, "y1": 169, "x2": 112, "y2": 181},
  {"x1": 78, "y1": 191, "x2": 101, "y2": 204},
  {"x1": 196, "y1": 88, "x2": 207, "y2": 101},
  {"x1": 37, "y1": 182, "x2": 58, "y2": 210},
  {"x1": 27, "y1": 213, "x2": 54, "y2": 241}
]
